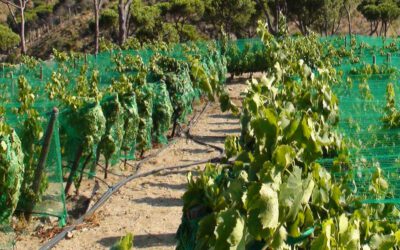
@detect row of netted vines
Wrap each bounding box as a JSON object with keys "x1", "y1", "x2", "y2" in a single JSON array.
[{"x1": 0, "y1": 40, "x2": 234, "y2": 227}]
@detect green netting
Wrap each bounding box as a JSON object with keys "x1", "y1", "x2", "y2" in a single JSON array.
[
  {"x1": 29, "y1": 116, "x2": 66, "y2": 224},
  {"x1": 317, "y1": 35, "x2": 400, "y2": 206},
  {"x1": 0, "y1": 39, "x2": 229, "y2": 227},
  {"x1": 136, "y1": 83, "x2": 154, "y2": 152},
  {"x1": 222, "y1": 35, "x2": 400, "y2": 206},
  {"x1": 1, "y1": 110, "x2": 66, "y2": 226},
  {"x1": 226, "y1": 38, "x2": 267, "y2": 75},
  {"x1": 151, "y1": 82, "x2": 173, "y2": 144},
  {"x1": 0, "y1": 131, "x2": 24, "y2": 225},
  {"x1": 13, "y1": 112, "x2": 67, "y2": 225},
  {"x1": 119, "y1": 92, "x2": 139, "y2": 162},
  {"x1": 4, "y1": 33, "x2": 400, "y2": 230}
]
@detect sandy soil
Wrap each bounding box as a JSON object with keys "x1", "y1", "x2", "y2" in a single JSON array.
[{"x1": 12, "y1": 77, "x2": 249, "y2": 250}]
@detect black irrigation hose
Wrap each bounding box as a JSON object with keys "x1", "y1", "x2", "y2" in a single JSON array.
[
  {"x1": 39, "y1": 155, "x2": 222, "y2": 250},
  {"x1": 185, "y1": 101, "x2": 210, "y2": 135},
  {"x1": 134, "y1": 138, "x2": 180, "y2": 172},
  {"x1": 64, "y1": 166, "x2": 112, "y2": 189},
  {"x1": 134, "y1": 102, "x2": 210, "y2": 173},
  {"x1": 184, "y1": 102, "x2": 225, "y2": 154},
  {"x1": 97, "y1": 163, "x2": 128, "y2": 178},
  {"x1": 187, "y1": 134, "x2": 225, "y2": 154}
]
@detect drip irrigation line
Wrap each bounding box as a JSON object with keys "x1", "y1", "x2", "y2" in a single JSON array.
[
  {"x1": 187, "y1": 134, "x2": 225, "y2": 154},
  {"x1": 64, "y1": 166, "x2": 112, "y2": 189},
  {"x1": 39, "y1": 155, "x2": 222, "y2": 250},
  {"x1": 134, "y1": 138, "x2": 180, "y2": 172},
  {"x1": 121, "y1": 160, "x2": 136, "y2": 169},
  {"x1": 97, "y1": 163, "x2": 128, "y2": 178},
  {"x1": 135, "y1": 102, "x2": 210, "y2": 173},
  {"x1": 181, "y1": 101, "x2": 226, "y2": 154},
  {"x1": 185, "y1": 101, "x2": 210, "y2": 135}
]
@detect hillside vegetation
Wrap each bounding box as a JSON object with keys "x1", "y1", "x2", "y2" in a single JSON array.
[{"x1": 1, "y1": 0, "x2": 400, "y2": 62}]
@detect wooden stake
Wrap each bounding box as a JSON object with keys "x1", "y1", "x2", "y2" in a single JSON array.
[
  {"x1": 65, "y1": 145, "x2": 84, "y2": 195},
  {"x1": 25, "y1": 107, "x2": 59, "y2": 221}
]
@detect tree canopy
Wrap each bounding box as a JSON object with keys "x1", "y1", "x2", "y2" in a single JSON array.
[{"x1": 0, "y1": 24, "x2": 20, "y2": 52}]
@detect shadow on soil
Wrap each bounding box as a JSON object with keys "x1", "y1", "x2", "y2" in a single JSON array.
[
  {"x1": 208, "y1": 121, "x2": 239, "y2": 125},
  {"x1": 190, "y1": 135, "x2": 226, "y2": 143},
  {"x1": 209, "y1": 128, "x2": 241, "y2": 134},
  {"x1": 181, "y1": 148, "x2": 211, "y2": 154},
  {"x1": 208, "y1": 113, "x2": 238, "y2": 120},
  {"x1": 97, "y1": 233, "x2": 176, "y2": 248},
  {"x1": 131, "y1": 197, "x2": 182, "y2": 207},
  {"x1": 156, "y1": 168, "x2": 198, "y2": 177},
  {"x1": 66, "y1": 195, "x2": 91, "y2": 219},
  {"x1": 141, "y1": 182, "x2": 187, "y2": 190}
]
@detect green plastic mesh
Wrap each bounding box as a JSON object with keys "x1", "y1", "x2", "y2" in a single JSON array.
[
  {"x1": 13, "y1": 112, "x2": 67, "y2": 225},
  {"x1": 0, "y1": 40, "x2": 229, "y2": 226},
  {"x1": 4, "y1": 34, "x2": 400, "y2": 228},
  {"x1": 98, "y1": 94, "x2": 124, "y2": 167},
  {"x1": 119, "y1": 92, "x2": 139, "y2": 162},
  {"x1": 136, "y1": 83, "x2": 154, "y2": 152},
  {"x1": 1, "y1": 110, "x2": 66, "y2": 226},
  {"x1": 151, "y1": 82, "x2": 173, "y2": 144},
  {"x1": 319, "y1": 35, "x2": 400, "y2": 206},
  {"x1": 0, "y1": 131, "x2": 24, "y2": 225},
  {"x1": 30, "y1": 116, "x2": 66, "y2": 224}
]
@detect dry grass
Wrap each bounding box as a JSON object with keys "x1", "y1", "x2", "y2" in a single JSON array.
[{"x1": 0, "y1": 3, "x2": 10, "y2": 23}]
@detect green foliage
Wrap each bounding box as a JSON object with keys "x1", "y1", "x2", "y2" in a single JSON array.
[
  {"x1": 349, "y1": 63, "x2": 397, "y2": 76},
  {"x1": 168, "y1": 0, "x2": 205, "y2": 22},
  {"x1": 286, "y1": 0, "x2": 325, "y2": 34},
  {"x1": 152, "y1": 82, "x2": 173, "y2": 144},
  {"x1": 21, "y1": 55, "x2": 40, "y2": 69},
  {"x1": 177, "y1": 22, "x2": 400, "y2": 249},
  {"x1": 0, "y1": 128, "x2": 24, "y2": 225},
  {"x1": 358, "y1": 79, "x2": 374, "y2": 100},
  {"x1": 0, "y1": 26, "x2": 234, "y2": 220},
  {"x1": 226, "y1": 40, "x2": 268, "y2": 76},
  {"x1": 97, "y1": 94, "x2": 124, "y2": 165},
  {"x1": 188, "y1": 47, "x2": 238, "y2": 114},
  {"x1": 167, "y1": 0, "x2": 205, "y2": 41},
  {"x1": 121, "y1": 37, "x2": 141, "y2": 50},
  {"x1": 203, "y1": 0, "x2": 256, "y2": 37},
  {"x1": 99, "y1": 38, "x2": 119, "y2": 52},
  {"x1": 15, "y1": 76, "x2": 47, "y2": 210},
  {"x1": 110, "y1": 75, "x2": 140, "y2": 158},
  {"x1": 313, "y1": 0, "x2": 343, "y2": 35},
  {"x1": 0, "y1": 24, "x2": 20, "y2": 52},
  {"x1": 151, "y1": 55, "x2": 195, "y2": 125},
  {"x1": 382, "y1": 82, "x2": 400, "y2": 128},
  {"x1": 111, "y1": 232, "x2": 134, "y2": 250},
  {"x1": 179, "y1": 24, "x2": 203, "y2": 41},
  {"x1": 358, "y1": 0, "x2": 400, "y2": 36},
  {"x1": 135, "y1": 83, "x2": 154, "y2": 152},
  {"x1": 129, "y1": 1, "x2": 168, "y2": 43},
  {"x1": 100, "y1": 9, "x2": 118, "y2": 30}
]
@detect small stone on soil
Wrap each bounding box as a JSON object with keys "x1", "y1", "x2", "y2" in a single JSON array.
[{"x1": 66, "y1": 231, "x2": 73, "y2": 239}]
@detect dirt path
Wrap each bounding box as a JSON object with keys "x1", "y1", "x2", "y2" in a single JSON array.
[{"x1": 14, "y1": 79, "x2": 247, "y2": 250}]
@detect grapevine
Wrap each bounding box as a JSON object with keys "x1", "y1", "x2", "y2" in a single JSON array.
[{"x1": 177, "y1": 23, "x2": 400, "y2": 249}]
